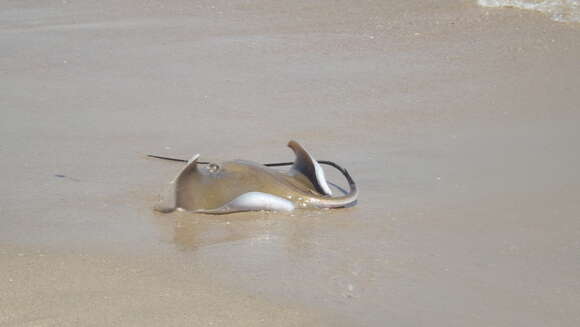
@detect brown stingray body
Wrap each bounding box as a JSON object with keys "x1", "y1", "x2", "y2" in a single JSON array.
[{"x1": 155, "y1": 141, "x2": 358, "y2": 214}]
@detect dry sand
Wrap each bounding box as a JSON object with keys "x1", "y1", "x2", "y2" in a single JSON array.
[{"x1": 1, "y1": 0, "x2": 579, "y2": 326}]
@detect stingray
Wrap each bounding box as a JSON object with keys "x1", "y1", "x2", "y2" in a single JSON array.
[{"x1": 150, "y1": 140, "x2": 358, "y2": 214}]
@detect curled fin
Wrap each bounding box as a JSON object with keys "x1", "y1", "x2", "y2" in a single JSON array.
[
  {"x1": 154, "y1": 154, "x2": 200, "y2": 213},
  {"x1": 288, "y1": 140, "x2": 333, "y2": 196}
]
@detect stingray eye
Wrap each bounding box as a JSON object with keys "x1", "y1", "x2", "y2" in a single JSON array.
[{"x1": 207, "y1": 163, "x2": 221, "y2": 174}]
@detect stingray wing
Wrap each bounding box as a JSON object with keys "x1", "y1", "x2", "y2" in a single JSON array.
[
  {"x1": 287, "y1": 140, "x2": 332, "y2": 196},
  {"x1": 154, "y1": 154, "x2": 200, "y2": 213}
]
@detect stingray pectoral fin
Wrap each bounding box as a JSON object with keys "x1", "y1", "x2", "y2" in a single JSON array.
[
  {"x1": 288, "y1": 140, "x2": 333, "y2": 196},
  {"x1": 154, "y1": 154, "x2": 200, "y2": 213},
  {"x1": 198, "y1": 192, "x2": 295, "y2": 214},
  {"x1": 154, "y1": 182, "x2": 178, "y2": 213}
]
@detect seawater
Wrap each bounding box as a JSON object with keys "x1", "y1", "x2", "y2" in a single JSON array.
[{"x1": 478, "y1": 0, "x2": 580, "y2": 22}]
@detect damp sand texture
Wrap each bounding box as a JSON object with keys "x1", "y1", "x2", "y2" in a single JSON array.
[{"x1": 1, "y1": 0, "x2": 580, "y2": 326}]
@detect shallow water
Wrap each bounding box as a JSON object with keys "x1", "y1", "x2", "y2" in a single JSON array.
[{"x1": 478, "y1": 0, "x2": 580, "y2": 22}]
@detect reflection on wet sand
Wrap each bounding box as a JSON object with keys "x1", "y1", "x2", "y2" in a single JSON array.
[
  {"x1": 161, "y1": 210, "x2": 336, "y2": 254},
  {"x1": 156, "y1": 180, "x2": 356, "y2": 252}
]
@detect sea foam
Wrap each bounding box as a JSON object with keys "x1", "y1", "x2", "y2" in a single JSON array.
[{"x1": 478, "y1": 0, "x2": 580, "y2": 22}]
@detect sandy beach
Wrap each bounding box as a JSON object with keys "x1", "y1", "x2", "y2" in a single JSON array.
[{"x1": 1, "y1": 0, "x2": 579, "y2": 326}]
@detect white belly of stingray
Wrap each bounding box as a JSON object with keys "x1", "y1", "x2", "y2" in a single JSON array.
[{"x1": 196, "y1": 192, "x2": 295, "y2": 213}]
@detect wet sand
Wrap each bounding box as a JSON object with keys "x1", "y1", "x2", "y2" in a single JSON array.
[{"x1": 1, "y1": 0, "x2": 580, "y2": 326}]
